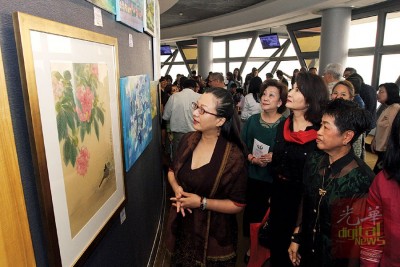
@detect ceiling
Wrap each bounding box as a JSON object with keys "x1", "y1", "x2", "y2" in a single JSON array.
[{"x1": 159, "y1": 0, "x2": 388, "y2": 44}]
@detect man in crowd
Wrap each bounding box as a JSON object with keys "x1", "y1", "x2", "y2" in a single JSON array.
[
  {"x1": 323, "y1": 63, "x2": 343, "y2": 95},
  {"x1": 162, "y1": 79, "x2": 200, "y2": 160}
]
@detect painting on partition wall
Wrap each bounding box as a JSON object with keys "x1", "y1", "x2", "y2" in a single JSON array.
[
  {"x1": 51, "y1": 63, "x2": 117, "y2": 238},
  {"x1": 120, "y1": 74, "x2": 152, "y2": 171},
  {"x1": 116, "y1": 0, "x2": 144, "y2": 32},
  {"x1": 143, "y1": 0, "x2": 154, "y2": 36},
  {"x1": 150, "y1": 81, "x2": 158, "y2": 119},
  {"x1": 87, "y1": 0, "x2": 116, "y2": 14}
]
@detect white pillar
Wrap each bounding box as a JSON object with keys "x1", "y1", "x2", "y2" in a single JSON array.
[
  {"x1": 197, "y1": 36, "x2": 213, "y2": 78},
  {"x1": 319, "y1": 7, "x2": 351, "y2": 74}
]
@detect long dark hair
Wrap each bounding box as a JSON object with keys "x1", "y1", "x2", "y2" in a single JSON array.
[
  {"x1": 296, "y1": 72, "x2": 329, "y2": 125},
  {"x1": 383, "y1": 111, "x2": 400, "y2": 183},
  {"x1": 204, "y1": 87, "x2": 245, "y2": 153},
  {"x1": 248, "y1": 76, "x2": 262, "y2": 103}
]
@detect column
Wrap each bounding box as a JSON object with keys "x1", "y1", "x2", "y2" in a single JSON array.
[
  {"x1": 319, "y1": 7, "x2": 351, "y2": 74},
  {"x1": 197, "y1": 36, "x2": 213, "y2": 78}
]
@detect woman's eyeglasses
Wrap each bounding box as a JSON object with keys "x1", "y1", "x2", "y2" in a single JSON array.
[{"x1": 191, "y1": 102, "x2": 218, "y2": 116}]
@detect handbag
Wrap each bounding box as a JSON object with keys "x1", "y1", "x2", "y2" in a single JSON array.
[{"x1": 258, "y1": 208, "x2": 272, "y2": 248}]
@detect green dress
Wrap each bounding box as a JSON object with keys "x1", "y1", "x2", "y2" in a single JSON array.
[{"x1": 300, "y1": 150, "x2": 374, "y2": 267}]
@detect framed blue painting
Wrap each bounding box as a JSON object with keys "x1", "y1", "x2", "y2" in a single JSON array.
[{"x1": 120, "y1": 74, "x2": 152, "y2": 171}]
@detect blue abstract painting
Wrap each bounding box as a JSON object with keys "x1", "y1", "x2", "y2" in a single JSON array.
[{"x1": 120, "y1": 74, "x2": 152, "y2": 171}]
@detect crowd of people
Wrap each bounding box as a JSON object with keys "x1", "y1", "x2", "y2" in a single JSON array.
[{"x1": 158, "y1": 64, "x2": 400, "y2": 267}]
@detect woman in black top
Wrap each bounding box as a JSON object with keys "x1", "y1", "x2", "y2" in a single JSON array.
[{"x1": 269, "y1": 72, "x2": 329, "y2": 267}]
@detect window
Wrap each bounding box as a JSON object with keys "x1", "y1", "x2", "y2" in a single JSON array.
[
  {"x1": 380, "y1": 54, "x2": 400, "y2": 85},
  {"x1": 213, "y1": 41, "x2": 225, "y2": 58},
  {"x1": 348, "y1": 16, "x2": 377, "y2": 49},
  {"x1": 345, "y1": 56, "x2": 374, "y2": 85},
  {"x1": 383, "y1": 11, "x2": 400, "y2": 46},
  {"x1": 229, "y1": 39, "x2": 250, "y2": 57}
]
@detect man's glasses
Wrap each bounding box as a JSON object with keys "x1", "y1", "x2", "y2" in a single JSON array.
[{"x1": 191, "y1": 102, "x2": 219, "y2": 116}]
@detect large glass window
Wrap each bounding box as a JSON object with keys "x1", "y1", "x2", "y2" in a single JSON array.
[
  {"x1": 348, "y1": 16, "x2": 377, "y2": 49},
  {"x1": 383, "y1": 11, "x2": 400, "y2": 46},
  {"x1": 380, "y1": 54, "x2": 400, "y2": 84},
  {"x1": 213, "y1": 41, "x2": 225, "y2": 58},
  {"x1": 211, "y1": 63, "x2": 226, "y2": 74},
  {"x1": 345, "y1": 56, "x2": 374, "y2": 85},
  {"x1": 229, "y1": 39, "x2": 250, "y2": 57},
  {"x1": 161, "y1": 65, "x2": 189, "y2": 80}
]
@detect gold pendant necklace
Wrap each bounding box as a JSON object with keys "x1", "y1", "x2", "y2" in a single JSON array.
[{"x1": 319, "y1": 167, "x2": 335, "y2": 196}]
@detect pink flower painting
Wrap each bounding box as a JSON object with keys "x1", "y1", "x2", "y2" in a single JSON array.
[
  {"x1": 76, "y1": 146, "x2": 90, "y2": 176},
  {"x1": 75, "y1": 85, "x2": 94, "y2": 122}
]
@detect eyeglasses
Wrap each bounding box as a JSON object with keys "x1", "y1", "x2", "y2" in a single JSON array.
[{"x1": 191, "y1": 102, "x2": 219, "y2": 116}]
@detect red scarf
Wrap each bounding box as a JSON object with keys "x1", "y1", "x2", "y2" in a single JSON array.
[{"x1": 283, "y1": 117, "x2": 317, "y2": 144}]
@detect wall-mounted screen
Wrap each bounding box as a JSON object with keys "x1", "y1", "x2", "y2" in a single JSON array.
[
  {"x1": 259, "y1": 33, "x2": 281, "y2": 49},
  {"x1": 160, "y1": 45, "x2": 172, "y2": 55}
]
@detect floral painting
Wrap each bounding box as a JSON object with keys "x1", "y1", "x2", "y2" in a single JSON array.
[
  {"x1": 116, "y1": 0, "x2": 144, "y2": 32},
  {"x1": 120, "y1": 74, "x2": 152, "y2": 171},
  {"x1": 52, "y1": 62, "x2": 116, "y2": 237},
  {"x1": 86, "y1": 0, "x2": 116, "y2": 14},
  {"x1": 150, "y1": 81, "x2": 158, "y2": 119}
]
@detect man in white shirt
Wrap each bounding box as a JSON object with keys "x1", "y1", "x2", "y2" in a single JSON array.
[{"x1": 162, "y1": 79, "x2": 200, "y2": 159}]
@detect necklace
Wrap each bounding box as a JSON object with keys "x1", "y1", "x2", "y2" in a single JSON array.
[
  {"x1": 319, "y1": 167, "x2": 335, "y2": 196},
  {"x1": 312, "y1": 165, "x2": 338, "y2": 245}
]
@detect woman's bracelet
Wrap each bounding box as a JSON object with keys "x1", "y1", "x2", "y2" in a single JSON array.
[
  {"x1": 291, "y1": 232, "x2": 301, "y2": 244},
  {"x1": 200, "y1": 196, "x2": 207, "y2": 211},
  {"x1": 249, "y1": 156, "x2": 256, "y2": 164}
]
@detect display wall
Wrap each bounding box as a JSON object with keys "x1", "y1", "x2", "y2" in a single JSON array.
[{"x1": 0, "y1": 0, "x2": 164, "y2": 266}]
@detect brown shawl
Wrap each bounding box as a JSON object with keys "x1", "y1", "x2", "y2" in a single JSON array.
[{"x1": 165, "y1": 131, "x2": 247, "y2": 265}]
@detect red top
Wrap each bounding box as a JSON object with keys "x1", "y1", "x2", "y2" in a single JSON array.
[{"x1": 360, "y1": 170, "x2": 400, "y2": 267}]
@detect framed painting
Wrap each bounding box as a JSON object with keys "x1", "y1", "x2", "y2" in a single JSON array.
[
  {"x1": 86, "y1": 0, "x2": 116, "y2": 14},
  {"x1": 13, "y1": 12, "x2": 125, "y2": 266},
  {"x1": 143, "y1": 0, "x2": 155, "y2": 36},
  {"x1": 150, "y1": 80, "x2": 158, "y2": 119},
  {"x1": 116, "y1": 0, "x2": 144, "y2": 32},
  {"x1": 120, "y1": 74, "x2": 152, "y2": 171}
]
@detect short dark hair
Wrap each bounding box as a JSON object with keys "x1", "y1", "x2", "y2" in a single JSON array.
[
  {"x1": 266, "y1": 73, "x2": 273, "y2": 79},
  {"x1": 383, "y1": 110, "x2": 400, "y2": 183},
  {"x1": 323, "y1": 98, "x2": 372, "y2": 144},
  {"x1": 344, "y1": 67, "x2": 357, "y2": 74},
  {"x1": 346, "y1": 74, "x2": 362, "y2": 94},
  {"x1": 182, "y1": 78, "x2": 196, "y2": 89},
  {"x1": 261, "y1": 79, "x2": 288, "y2": 114},
  {"x1": 379, "y1": 82, "x2": 400, "y2": 105},
  {"x1": 296, "y1": 72, "x2": 330, "y2": 125}
]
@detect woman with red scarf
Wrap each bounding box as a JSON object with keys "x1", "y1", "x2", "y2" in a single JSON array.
[{"x1": 269, "y1": 72, "x2": 329, "y2": 267}]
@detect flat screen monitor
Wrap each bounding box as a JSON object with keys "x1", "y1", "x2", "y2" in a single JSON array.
[
  {"x1": 259, "y1": 33, "x2": 281, "y2": 49},
  {"x1": 161, "y1": 45, "x2": 173, "y2": 55}
]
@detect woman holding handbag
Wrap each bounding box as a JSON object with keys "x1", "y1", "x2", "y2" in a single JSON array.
[{"x1": 165, "y1": 87, "x2": 247, "y2": 266}]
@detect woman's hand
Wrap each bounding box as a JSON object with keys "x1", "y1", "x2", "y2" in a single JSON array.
[
  {"x1": 170, "y1": 190, "x2": 200, "y2": 217},
  {"x1": 288, "y1": 242, "x2": 301, "y2": 266},
  {"x1": 256, "y1": 152, "x2": 273, "y2": 167}
]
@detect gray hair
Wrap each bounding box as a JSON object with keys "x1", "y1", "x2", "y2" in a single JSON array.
[
  {"x1": 324, "y1": 63, "x2": 343, "y2": 80},
  {"x1": 209, "y1": 72, "x2": 224, "y2": 83}
]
